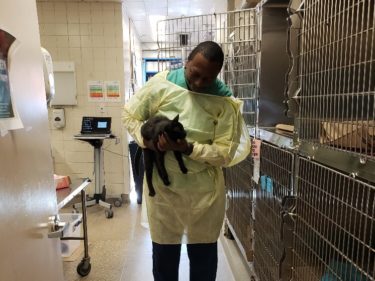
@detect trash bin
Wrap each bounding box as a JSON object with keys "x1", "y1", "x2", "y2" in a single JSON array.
[
  {"x1": 59, "y1": 213, "x2": 82, "y2": 257},
  {"x1": 129, "y1": 141, "x2": 144, "y2": 204}
]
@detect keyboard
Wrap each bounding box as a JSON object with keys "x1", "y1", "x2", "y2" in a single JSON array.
[{"x1": 74, "y1": 134, "x2": 114, "y2": 139}]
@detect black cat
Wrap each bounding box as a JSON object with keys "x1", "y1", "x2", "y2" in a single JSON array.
[{"x1": 134, "y1": 114, "x2": 188, "y2": 197}]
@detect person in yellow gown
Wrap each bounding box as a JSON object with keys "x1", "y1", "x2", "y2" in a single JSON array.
[{"x1": 122, "y1": 41, "x2": 250, "y2": 281}]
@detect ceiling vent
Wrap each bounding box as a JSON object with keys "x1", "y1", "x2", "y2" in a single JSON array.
[{"x1": 179, "y1": 33, "x2": 189, "y2": 46}]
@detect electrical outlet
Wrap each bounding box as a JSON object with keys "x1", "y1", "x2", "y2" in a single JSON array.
[{"x1": 96, "y1": 105, "x2": 107, "y2": 115}]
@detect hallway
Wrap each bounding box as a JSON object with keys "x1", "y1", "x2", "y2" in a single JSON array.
[{"x1": 62, "y1": 197, "x2": 250, "y2": 281}]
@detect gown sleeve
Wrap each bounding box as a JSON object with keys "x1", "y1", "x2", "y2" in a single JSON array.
[
  {"x1": 188, "y1": 101, "x2": 249, "y2": 167},
  {"x1": 121, "y1": 76, "x2": 163, "y2": 148}
]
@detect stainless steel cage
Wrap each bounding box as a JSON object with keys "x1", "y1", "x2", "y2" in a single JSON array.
[
  {"x1": 225, "y1": 155, "x2": 254, "y2": 262},
  {"x1": 257, "y1": 1, "x2": 293, "y2": 127},
  {"x1": 156, "y1": 9, "x2": 258, "y2": 127},
  {"x1": 254, "y1": 182, "x2": 284, "y2": 281},
  {"x1": 253, "y1": 141, "x2": 295, "y2": 281},
  {"x1": 293, "y1": 157, "x2": 375, "y2": 281},
  {"x1": 258, "y1": 141, "x2": 295, "y2": 201},
  {"x1": 154, "y1": 4, "x2": 375, "y2": 281},
  {"x1": 297, "y1": 0, "x2": 375, "y2": 161}
]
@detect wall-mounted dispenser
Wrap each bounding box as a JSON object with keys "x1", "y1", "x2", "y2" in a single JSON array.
[{"x1": 52, "y1": 108, "x2": 65, "y2": 129}]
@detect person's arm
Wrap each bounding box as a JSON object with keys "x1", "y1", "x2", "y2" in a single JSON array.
[
  {"x1": 188, "y1": 105, "x2": 246, "y2": 167},
  {"x1": 157, "y1": 101, "x2": 245, "y2": 167},
  {"x1": 188, "y1": 142, "x2": 233, "y2": 167},
  {"x1": 157, "y1": 133, "x2": 193, "y2": 155},
  {"x1": 122, "y1": 77, "x2": 163, "y2": 148}
]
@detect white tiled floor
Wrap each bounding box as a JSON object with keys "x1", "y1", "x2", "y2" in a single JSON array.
[{"x1": 62, "y1": 197, "x2": 251, "y2": 281}]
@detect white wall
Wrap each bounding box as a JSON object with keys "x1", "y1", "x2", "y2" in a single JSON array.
[
  {"x1": 142, "y1": 42, "x2": 159, "y2": 58},
  {"x1": 122, "y1": 9, "x2": 143, "y2": 100},
  {"x1": 37, "y1": 1, "x2": 132, "y2": 196}
]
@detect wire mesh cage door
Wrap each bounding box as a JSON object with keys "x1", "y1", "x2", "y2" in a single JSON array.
[
  {"x1": 224, "y1": 154, "x2": 255, "y2": 262},
  {"x1": 156, "y1": 9, "x2": 258, "y2": 128},
  {"x1": 253, "y1": 141, "x2": 295, "y2": 281},
  {"x1": 293, "y1": 157, "x2": 375, "y2": 281},
  {"x1": 296, "y1": 0, "x2": 375, "y2": 175}
]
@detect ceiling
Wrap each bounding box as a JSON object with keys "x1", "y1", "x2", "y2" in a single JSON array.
[
  {"x1": 122, "y1": 0, "x2": 228, "y2": 43},
  {"x1": 39, "y1": 0, "x2": 229, "y2": 43}
]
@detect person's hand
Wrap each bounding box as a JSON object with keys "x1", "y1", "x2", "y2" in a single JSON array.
[
  {"x1": 143, "y1": 138, "x2": 157, "y2": 151},
  {"x1": 157, "y1": 133, "x2": 189, "y2": 153}
]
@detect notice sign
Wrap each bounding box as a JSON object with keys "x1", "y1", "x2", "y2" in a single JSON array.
[
  {"x1": 252, "y1": 139, "x2": 261, "y2": 159},
  {"x1": 105, "y1": 80, "x2": 121, "y2": 102},
  {"x1": 0, "y1": 29, "x2": 16, "y2": 118},
  {"x1": 88, "y1": 81, "x2": 104, "y2": 102},
  {"x1": 88, "y1": 80, "x2": 121, "y2": 102},
  {"x1": 0, "y1": 27, "x2": 24, "y2": 136},
  {"x1": 251, "y1": 139, "x2": 261, "y2": 184}
]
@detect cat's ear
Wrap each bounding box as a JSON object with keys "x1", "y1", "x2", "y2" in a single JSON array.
[{"x1": 173, "y1": 114, "x2": 179, "y2": 122}]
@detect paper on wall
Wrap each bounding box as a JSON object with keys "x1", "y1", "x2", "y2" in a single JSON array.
[
  {"x1": 88, "y1": 80, "x2": 122, "y2": 102},
  {"x1": 105, "y1": 80, "x2": 121, "y2": 102},
  {"x1": 88, "y1": 80, "x2": 104, "y2": 102},
  {"x1": 0, "y1": 27, "x2": 23, "y2": 136}
]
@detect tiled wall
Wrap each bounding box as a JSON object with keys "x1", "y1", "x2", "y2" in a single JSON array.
[
  {"x1": 122, "y1": 7, "x2": 143, "y2": 101},
  {"x1": 37, "y1": 1, "x2": 137, "y2": 197}
]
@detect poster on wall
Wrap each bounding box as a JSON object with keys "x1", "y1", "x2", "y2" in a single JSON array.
[
  {"x1": 0, "y1": 29, "x2": 15, "y2": 118},
  {"x1": 88, "y1": 80, "x2": 104, "y2": 102},
  {"x1": 105, "y1": 80, "x2": 121, "y2": 102},
  {"x1": 0, "y1": 27, "x2": 23, "y2": 136}
]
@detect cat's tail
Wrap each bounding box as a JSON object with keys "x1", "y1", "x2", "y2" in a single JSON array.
[{"x1": 134, "y1": 146, "x2": 143, "y2": 176}]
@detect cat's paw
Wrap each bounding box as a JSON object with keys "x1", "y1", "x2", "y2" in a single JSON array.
[
  {"x1": 149, "y1": 190, "x2": 156, "y2": 197},
  {"x1": 181, "y1": 167, "x2": 188, "y2": 174},
  {"x1": 164, "y1": 180, "x2": 171, "y2": 186}
]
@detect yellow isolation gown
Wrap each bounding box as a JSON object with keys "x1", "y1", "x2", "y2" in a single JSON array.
[{"x1": 122, "y1": 71, "x2": 250, "y2": 244}]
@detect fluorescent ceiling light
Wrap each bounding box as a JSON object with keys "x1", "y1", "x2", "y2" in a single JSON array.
[{"x1": 149, "y1": 15, "x2": 166, "y2": 42}]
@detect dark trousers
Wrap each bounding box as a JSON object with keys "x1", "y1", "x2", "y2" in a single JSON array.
[{"x1": 152, "y1": 242, "x2": 218, "y2": 281}]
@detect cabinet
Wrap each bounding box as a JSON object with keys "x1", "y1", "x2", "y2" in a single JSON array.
[{"x1": 51, "y1": 61, "x2": 77, "y2": 106}]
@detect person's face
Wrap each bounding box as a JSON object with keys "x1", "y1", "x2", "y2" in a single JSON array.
[{"x1": 184, "y1": 53, "x2": 222, "y2": 93}]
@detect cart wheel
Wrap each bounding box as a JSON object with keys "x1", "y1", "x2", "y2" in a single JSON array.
[
  {"x1": 114, "y1": 199, "x2": 122, "y2": 207},
  {"x1": 105, "y1": 209, "x2": 113, "y2": 218},
  {"x1": 77, "y1": 261, "x2": 91, "y2": 277}
]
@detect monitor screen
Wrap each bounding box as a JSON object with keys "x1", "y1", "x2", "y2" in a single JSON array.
[
  {"x1": 80, "y1": 116, "x2": 111, "y2": 134},
  {"x1": 97, "y1": 121, "x2": 107, "y2": 129}
]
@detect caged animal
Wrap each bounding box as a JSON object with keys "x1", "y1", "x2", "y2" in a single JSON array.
[{"x1": 134, "y1": 114, "x2": 188, "y2": 197}]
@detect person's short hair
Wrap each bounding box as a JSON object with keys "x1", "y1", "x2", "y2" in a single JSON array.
[{"x1": 188, "y1": 41, "x2": 224, "y2": 68}]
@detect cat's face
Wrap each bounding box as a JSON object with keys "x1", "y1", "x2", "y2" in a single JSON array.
[{"x1": 166, "y1": 120, "x2": 186, "y2": 141}]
